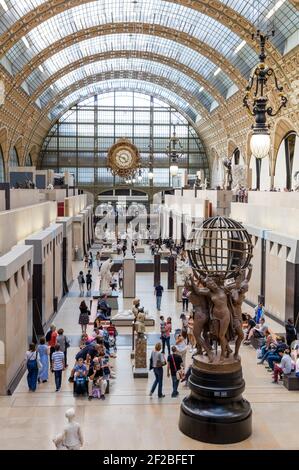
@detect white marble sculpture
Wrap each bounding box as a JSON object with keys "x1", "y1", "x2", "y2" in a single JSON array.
[
  {"x1": 232, "y1": 165, "x2": 248, "y2": 191},
  {"x1": 99, "y1": 258, "x2": 113, "y2": 294},
  {"x1": 176, "y1": 258, "x2": 192, "y2": 285},
  {"x1": 53, "y1": 408, "x2": 84, "y2": 450}
]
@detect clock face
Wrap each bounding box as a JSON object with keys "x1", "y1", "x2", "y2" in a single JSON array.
[
  {"x1": 115, "y1": 149, "x2": 134, "y2": 168},
  {"x1": 107, "y1": 138, "x2": 140, "y2": 178}
]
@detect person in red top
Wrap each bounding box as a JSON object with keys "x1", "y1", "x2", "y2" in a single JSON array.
[
  {"x1": 47, "y1": 324, "x2": 58, "y2": 364},
  {"x1": 107, "y1": 321, "x2": 117, "y2": 338},
  {"x1": 161, "y1": 317, "x2": 172, "y2": 355}
]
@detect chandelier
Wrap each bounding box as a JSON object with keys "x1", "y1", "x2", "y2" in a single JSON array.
[
  {"x1": 243, "y1": 30, "x2": 287, "y2": 159},
  {"x1": 166, "y1": 125, "x2": 184, "y2": 175}
]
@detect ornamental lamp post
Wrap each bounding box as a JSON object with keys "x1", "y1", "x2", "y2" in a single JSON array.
[{"x1": 243, "y1": 31, "x2": 287, "y2": 160}]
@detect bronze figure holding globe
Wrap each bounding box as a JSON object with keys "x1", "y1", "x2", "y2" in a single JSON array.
[{"x1": 179, "y1": 216, "x2": 254, "y2": 444}]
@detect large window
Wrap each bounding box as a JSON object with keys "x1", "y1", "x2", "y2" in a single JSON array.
[
  {"x1": 40, "y1": 91, "x2": 209, "y2": 188},
  {"x1": 9, "y1": 147, "x2": 19, "y2": 167},
  {"x1": 25, "y1": 153, "x2": 33, "y2": 166},
  {"x1": 0, "y1": 145, "x2": 5, "y2": 182}
]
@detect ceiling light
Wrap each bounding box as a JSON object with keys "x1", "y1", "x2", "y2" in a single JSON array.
[
  {"x1": 214, "y1": 67, "x2": 221, "y2": 77},
  {"x1": 22, "y1": 37, "x2": 30, "y2": 49},
  {"x1": 198, "y1": 86, "x2": 204, "y2": 93},
  {"x1": 234, "y1": 40, "x2": 246, "y2": 54},
  {"x1": 266, "y1": 0, "x2": 286, "y2": 20},
  {"x1": 170, "y1": 164, "x2": 178, "y2": 176},
  {"x1": 39, "y1": 65, "x2": 44, "y2": 73},
  {"x1": 0, "y1": 0, "x2": 8, "y2": 12}
]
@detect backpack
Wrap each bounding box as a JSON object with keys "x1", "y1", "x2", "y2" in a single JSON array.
[{"x1": 45, "y1": 330, "x2": 52, "y2": 342}]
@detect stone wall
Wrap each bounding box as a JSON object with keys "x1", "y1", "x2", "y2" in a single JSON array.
[
  {"x1": 0, "y1": 201, "x2": 57, "y2": 256},
  {"x1": 0, "y1": 245, "x2": 33, "y2": 395}
]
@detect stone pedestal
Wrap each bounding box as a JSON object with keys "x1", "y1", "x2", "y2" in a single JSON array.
[
  {"x1": 179, "y1": 354, "x2": 252, "y2": 444},
  {"x1": 134, "y1": 335, "x2": 148, "y2": 378},
  {"x1": 123, "y1": 257, "x2": 136, "y2": 298},
  {"x1": 176, "y1": 284, "x2": 183, "y2": 302},
  {"x1": 154, "y1": 254, "x2": 161, "y2": 286},
  {"x1": 168, "y1": 256, "x2": 175, "y2": 289}
]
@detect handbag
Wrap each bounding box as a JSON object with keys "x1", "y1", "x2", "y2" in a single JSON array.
[
  {"x1": 65, "y1": 337, "x2": 70, "y2": 349},
  {"x1": 171, "y1": 354, "x2": 184, "y2": 381},
  {"x1": 156, "y1": 353, "x2": 166, "y2": 368},
  {"x1": 149, "y1": 355, "x2": 153, "y2": 370}
]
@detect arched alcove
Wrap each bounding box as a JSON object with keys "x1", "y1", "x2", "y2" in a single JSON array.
[{"x1": 9, "y1": 146, "x2": 19, "y2": 167}]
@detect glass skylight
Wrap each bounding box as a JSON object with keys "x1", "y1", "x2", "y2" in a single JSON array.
[
  {"x1": 48, "y1": 79, "x2": 200, "y2": 122},
  {"x1": 5, "y1": 0, "x2": 259, "y2": 79},
  {"x1": 23, "y1": 34, "x2": 234, "y2": 99},
  {"x1": 218, "y1": 0, "x2": 299, "y2": 53},
  {"x1": 37, "y1": 58, "x2": 217, "y2": 111}
]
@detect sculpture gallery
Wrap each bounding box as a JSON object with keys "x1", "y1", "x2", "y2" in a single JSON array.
[{"x1": 179, "y1": 216, "x2": 253, "y2": 444}]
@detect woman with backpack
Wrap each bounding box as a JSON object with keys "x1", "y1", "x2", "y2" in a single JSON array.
[
  {"x1": 77, "y1": 271, "x2": 85, "y2": 297},
  {"x1": 78, "y1": 300, "x2": 90, "y2": 334}
]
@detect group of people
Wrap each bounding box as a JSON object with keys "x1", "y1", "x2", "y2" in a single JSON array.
[
  {"x1": 68, "y1": 323, "x2": 118, "y2": 400},
  {"x1": 243, "y1": 303, "x2": 299, "y2": 384},
  {"x1": 148, "y1": 311, "x2": 197, "y2": 398},
  {"x1": 77, "y1": 270, "x2": 93, "y2": 297},
  {"x1": 25, "y1": 324, "x2": 70, "y2": 392}
]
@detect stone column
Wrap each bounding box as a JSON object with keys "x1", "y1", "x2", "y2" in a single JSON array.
[
  {"x1": 168, "y1": 255, "x2": 175, "y2": 289},
  {"x1": 154, "y1": 254, "x2": 161, "y2": 286}
]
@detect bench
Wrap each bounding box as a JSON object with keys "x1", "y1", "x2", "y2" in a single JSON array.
[{"x1": 283, "y1": 372, "x2": 299, "y2": 391}]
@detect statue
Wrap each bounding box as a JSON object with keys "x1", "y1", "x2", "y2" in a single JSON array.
[
  {"x1": 223, "y1": 156, "x2": 233, "y2": 190},
  {"x1": 179, "y1": 216, "x2": 254, "y2": 444},
  {"x1": 135, "y1": 308, "x2": 146, "y2": 337},
  {"x1": 176, "y1": 257, "x2": 192, "y2": 285},
  {"x1": 226, "y1": 266, "x2": 252, "y2": 360},
  {"x1": 99, "y1": 258, "x2": 113, "y2": 294},
  {"x1": 186, "y1": 274, "x2": 233, "y2": 363},
  {"x1": 53, "y1": 408, "x2": 84, "y2": 450},
  {"x1": 185, "y1": 216, "x2": 252, "y2": 363}
]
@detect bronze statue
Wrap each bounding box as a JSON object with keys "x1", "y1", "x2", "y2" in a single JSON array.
[
  {"x1": 185, "y1": 266, "x2": 251, "y2": 363},
  {"x1": 226, "y1": 266, "x2": 252, "y2": 360},
  {"x1": 185, "y1": 276, "x2": 213, "y2": 361}
]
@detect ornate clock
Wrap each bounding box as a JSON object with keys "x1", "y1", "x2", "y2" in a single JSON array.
[{"x1": 107, "y1": 138, "x2": 141, "y2": 178}]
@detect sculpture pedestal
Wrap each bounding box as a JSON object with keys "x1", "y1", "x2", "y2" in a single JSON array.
[
  {"x1": 123, "y1": 257, "x2": 136, "y2": 298},
  {"x1": 133, "y1": 335, "x2": 148, "y2": 378},
  {"x1": 179, "y1": 353, "x2": 252, "y2": 444}
]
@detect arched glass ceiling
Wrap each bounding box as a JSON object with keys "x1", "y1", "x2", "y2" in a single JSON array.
[
  {"x1": 0, "y1": 1, "x2": 297, "y2": 54},
  {"x1": 23, "y1": 34, "x2": 234, "y2": 98},
  {"x1": 49, "y1": 80, "x2": 200, "y2": 123},
  {"x1": 38, "y1": 58, "x2": 217, "y2": 111},
  {"x1": 218, "y1": 0, "x2": 299, "y2": 52},
  {"x1": 5, "y1": 0, "x2": 259, "y2": 78}
]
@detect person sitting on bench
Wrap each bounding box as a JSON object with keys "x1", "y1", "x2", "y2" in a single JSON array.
[
  {"x1": 272, "y1": 348, "x2": 292, "y2": 383},
  {"x1": 97, "y1": 294, "x2": 111, "y2": 319}
]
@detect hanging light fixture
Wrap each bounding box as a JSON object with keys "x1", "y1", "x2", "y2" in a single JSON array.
[
  {"x1": 166, "y1": 124, "x2": 184, "y2": 176},
  {"x1": 137, "y1": 168, "x2": 143, "y2": 182},
  {"x1": 148, "y1": 164, "x2": 154, "y2": 180},
  {"x1": 243, "y1": 30, "x2": 287, "y2": 159}
]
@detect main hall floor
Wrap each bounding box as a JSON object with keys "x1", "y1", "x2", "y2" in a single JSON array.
[{"x1": 0, "y1": 247, "x2": 298, "y2": 450}]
